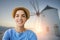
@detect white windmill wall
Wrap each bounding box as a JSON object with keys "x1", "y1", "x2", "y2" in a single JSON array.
[
  {"x1": 25, "y1": 5, "x2": 60, "y2": 40},
  {"x1": 41, "y1": 8, "x2": 60, "y2": 40}
]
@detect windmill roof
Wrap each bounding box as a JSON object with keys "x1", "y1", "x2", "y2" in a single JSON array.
[{"x1": 41, "y1": 5, "x2": 57, "y2": 12}]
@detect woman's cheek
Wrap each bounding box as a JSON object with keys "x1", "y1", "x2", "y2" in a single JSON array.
[{"x1": 14, "y1": 18, "x2": 18, "y2": 23}]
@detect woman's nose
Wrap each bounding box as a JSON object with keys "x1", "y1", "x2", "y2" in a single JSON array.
[{"x1": 19, "y1": 16, "x2": 22, "y2": 20}]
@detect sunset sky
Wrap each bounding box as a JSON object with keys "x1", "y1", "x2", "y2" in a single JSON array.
[{"x1": 0, "y1": 0, "x2": 60, "y2": 27}]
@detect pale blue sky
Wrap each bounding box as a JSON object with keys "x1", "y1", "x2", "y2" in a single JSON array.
[{"x1": 0, "y1": 0, "x2": 60, "y2": 27}]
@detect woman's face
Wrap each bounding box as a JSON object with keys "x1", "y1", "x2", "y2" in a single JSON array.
[{"x1": 14, "y1": 10, "x2": 27, "y2": 27}]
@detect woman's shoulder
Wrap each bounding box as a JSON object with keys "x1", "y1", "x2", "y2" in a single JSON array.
[
  {"x1": 4, "y1": 28, "x2": 13, "y2": 34},
  {"x1": 26, "y1": 29, "x2": 34, "y2": 33},
  {"x1": 25, "y1": 29, "x2": 36, "y2": 35},
  {"x1": 25, "y1": 29, "x2": 37, "y2": 40},
  {"x1": 5, "y1": 28, "x2": 13, "y2": 32}
]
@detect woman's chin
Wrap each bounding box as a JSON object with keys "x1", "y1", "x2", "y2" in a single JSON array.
[{"x1": 17, "y1": 24, "x2": 24, "y2": 27}]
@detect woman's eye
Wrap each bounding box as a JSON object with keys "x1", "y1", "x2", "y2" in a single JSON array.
[
  {"x1": 22, "y1": 14, "x2": 26, "y2": 17},
  {"x1": 15, "y1": 15, "x2": 19, "y2": 17}
]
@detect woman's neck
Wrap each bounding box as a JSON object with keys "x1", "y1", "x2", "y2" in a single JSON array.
[{"x1": 15, "y1": 26, "x2": 26, "y2": 33}]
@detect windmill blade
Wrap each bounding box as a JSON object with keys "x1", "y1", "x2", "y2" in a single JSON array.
[
  {"x1": 29, "y1": 0, "x2": 37, "y2": 12},
  {"x1": 35, "y1": 0, "x2": 39, "y2": 11},
  {"x1": 28, "y1": 0, "x2": 41, "y2": 16},
  {"x1": 30, "y1": 12, "x2": 36, "y2": 16}
]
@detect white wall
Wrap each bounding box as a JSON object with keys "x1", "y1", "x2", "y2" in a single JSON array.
[{"x1": 41, "y1": 8, "x2": 60, "y2": 40}]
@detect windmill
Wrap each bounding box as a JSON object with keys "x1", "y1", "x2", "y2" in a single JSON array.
[
  {"x1": 29, "y1": 0, "x2": 41, "y2": 16},
  {"x1": 27, "y1": 0, "x2": 50, "y2": 35}
]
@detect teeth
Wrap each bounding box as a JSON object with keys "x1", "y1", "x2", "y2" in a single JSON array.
[{"x1": 18, "y1": 21, "x2": 23, "y2": 24}]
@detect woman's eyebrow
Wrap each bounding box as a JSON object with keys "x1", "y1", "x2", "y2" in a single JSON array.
[
  {"x1": 15, "y1": 14, "x2": 19, "y2": 15},
  {"x1": 22, "y1": 13, "x2": 26, "y2": 15}
]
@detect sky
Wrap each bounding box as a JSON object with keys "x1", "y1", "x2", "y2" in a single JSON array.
[{"x1": 0, "y1": 0, "x2": 60, "y2": 27}]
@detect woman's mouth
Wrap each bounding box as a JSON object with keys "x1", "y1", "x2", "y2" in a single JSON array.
[{"x1": 17, "y1": 21, "x2": 23, "y2": 24}]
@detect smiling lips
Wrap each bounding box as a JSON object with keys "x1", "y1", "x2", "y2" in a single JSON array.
[{"x1": 17, "y1": 20, "x2": 23, "y2": 24}]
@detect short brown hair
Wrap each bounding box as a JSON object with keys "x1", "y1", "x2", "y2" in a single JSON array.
[{"x1": 12, "y1": 7, "x2": 30, "y2": 19}]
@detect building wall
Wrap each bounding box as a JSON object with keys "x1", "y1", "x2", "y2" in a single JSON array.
[{"x1": 41, "y1": 8, "x2": 60, "y2": 37}]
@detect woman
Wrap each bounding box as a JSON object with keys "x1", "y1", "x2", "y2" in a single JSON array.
[{"x1": 2, "y1": 7, "x2": 37, "y2": 40}]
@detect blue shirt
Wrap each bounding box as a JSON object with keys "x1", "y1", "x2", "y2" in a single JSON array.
[{"x1": 2, "y1": 29, "x2": 37, "y2": 40}]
